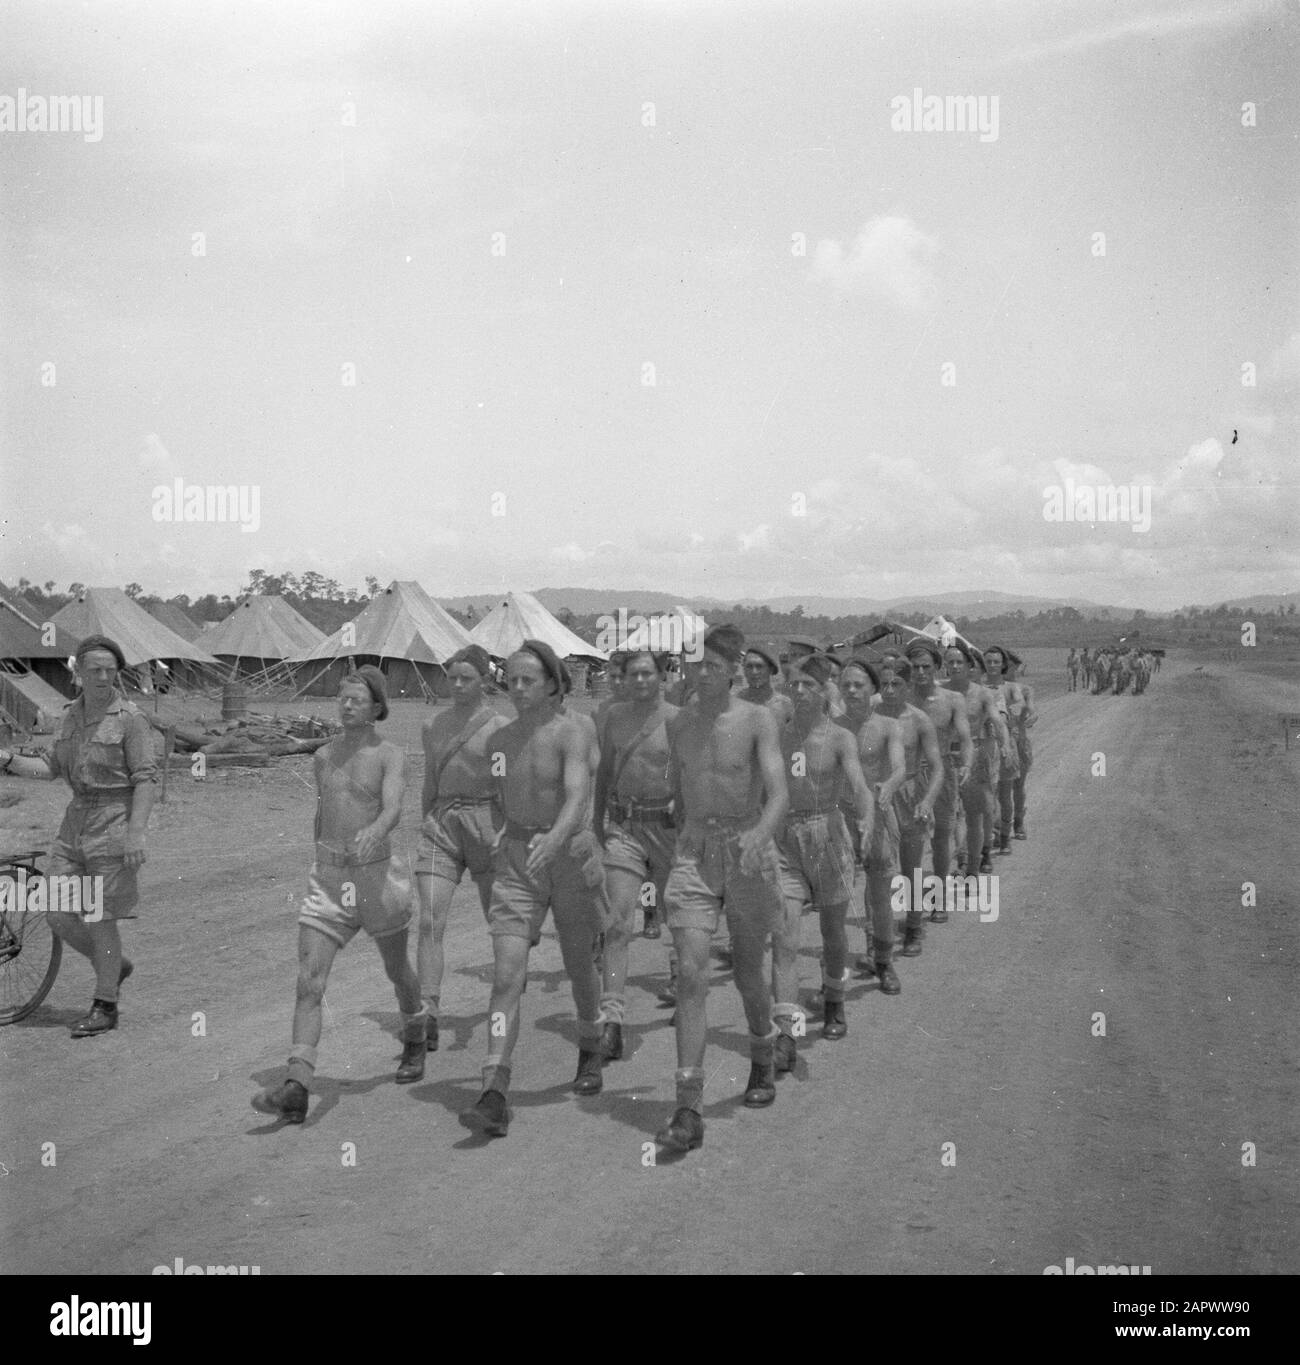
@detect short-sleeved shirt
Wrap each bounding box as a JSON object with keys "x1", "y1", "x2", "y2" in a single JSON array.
[{"x1": 48, "y1": 694, "x2": 158, "y2": 795}]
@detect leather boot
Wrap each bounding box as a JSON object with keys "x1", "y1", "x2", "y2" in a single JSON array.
[
  {"x1": 600, "y1": 1020, "x2": 624, "y2": 1061},
  {"x1": 396, "y1": 1033, "x2": 425, "y2": 1084},
  {"x1": 573, "y1": 1048, "x2": 604, "y2": 1094},
  {"x1": 742, "y1": 1058, "x2": 776, "y2": 1107},
  {"x1": 460, "y1": 1088, "x2": 510, "y2": 1137},
  {"x1": 821, "y1": 998, "x2": 847, "y2": 1040},
  {"x1": 655, "y1": 1107, "x2": 704, "y2": 1152},
  {"x1": 252, "y1": 1078, "x2": 308, "y2": 1124}
]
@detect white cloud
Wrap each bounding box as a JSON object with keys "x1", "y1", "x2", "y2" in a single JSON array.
[
  {"x1": 811, "y1": 216, "x2": 938, "y2": 311},
  {"x1": 139, "y1": 434, "x2": 172, "y2": 470},
  {"x1": 994, "y1": 0, "x2": 1276, "y2": 68}
]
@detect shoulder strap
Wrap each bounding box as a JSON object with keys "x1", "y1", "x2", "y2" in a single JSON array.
[
  {"x1": 608, "y1": 704, "x2": 668, "y2": 796},
  {"x1": 433, "y1": 707, "x2": 497, "y2": 789}
]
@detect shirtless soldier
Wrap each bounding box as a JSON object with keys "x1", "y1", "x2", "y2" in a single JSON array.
[
  {"x1": 737, "y1": 646, "x2": 794, "y2": 726},
  {"x1": 460, "y1": 641, "x2": 608, "y2": 1138},
  {"x1": 655, "y1": 625, "x2": 788, "y2": 1154},
  {"x1": 906, "y1": 639, "x2": 972, "y2": 904},
  {"x1": 771, "y1": 654, "x2": 873, "y2": 1063},
  {"x1": 254, "y1": 668, "x2": 426, "y2": 1123},
  {"x1": 944, "y1": 643, "x2": 1016, "y2": 875},
  {"x1": 838, "y1": 662, "x2": 906, "y2": 983},
  {"x1": 414, "y1": 645, "x2": 508, "y2": 1050},
  {"x1": 873, "y1": 658, "x2": 943, "y2": 967},
  {"x1": 981, "y1": 645, "x2": 1032, "y2": 852},
  {"x1": 593, "y1": 650, "x2": 679, "y2": 1061}
]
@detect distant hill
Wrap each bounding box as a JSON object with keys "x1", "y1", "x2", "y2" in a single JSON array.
[
  {"x1": 1197, "y1": 592, "x2": 1300, "y2": 613},
  {"x1": 450, "y1": 586, "x2": 1131, "y2": 621}
]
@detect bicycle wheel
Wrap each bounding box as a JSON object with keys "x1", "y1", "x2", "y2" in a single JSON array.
[{"x1": 0, "y1": 906, "x2": 63, "y2": 1024}]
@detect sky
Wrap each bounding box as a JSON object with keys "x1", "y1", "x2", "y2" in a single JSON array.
[{"x1": 1, "y1": 0, "x2": 1296, "y2": 611}]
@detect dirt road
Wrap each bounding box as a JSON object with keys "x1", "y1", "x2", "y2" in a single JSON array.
[{"x1": 3, "y1": 653, "x2": 1297, "y2": 1274}]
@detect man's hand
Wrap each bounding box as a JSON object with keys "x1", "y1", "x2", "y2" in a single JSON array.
[
  {"x1": 737, "y1": 826, "x2": 771, "y2": 877},
  {"x1": 123, "y1": 831, "x2": 147, "y2": 868},
  {"x1": 956, "y1": 763, "x2": 971, "y2": 787},
  {"x1": 914, "y1": 796, "x2": 934, "y2": 823},
  {"x1": 353, "y1": 822, "x2": 385, "y2": 863},
  {"x1": 525, "y1": 831, "x2": 564, "y2": 878}
]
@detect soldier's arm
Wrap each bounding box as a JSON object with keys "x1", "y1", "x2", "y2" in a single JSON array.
[
  {"x1": 666, "y1": 712, "x2": 686, "y2": 822},
  {"x1": 985, "y1": 689, "x2": 1014, "y2": 754},
  {"x1": 750, "y1": 708, "x2": 789, "y2": 845},
  {"x1": 951, "y1": 694, "x2": 973, "y2": 774},
  {"x1": 838, "y1": 728, "x2": 875, "y2": 829},
  {"x1": 362, "y1": 744, "x2": 406, "y2": 853},
  {"x1": 420, "y1": 719, "x2": 439, "y2": 816},
  {"x1": 592, "y1": 705, "x2": 618, "y2": 842},
  {"x1": 918, "y1": 712, "x2": 944, "y2": 808},
  {"x1": 549, "y1": 723, "x2": 591, "y2": 847}
]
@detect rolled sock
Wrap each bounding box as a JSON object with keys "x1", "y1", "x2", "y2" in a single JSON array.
[
  {"x1": 482, "y1": 1058, "x2": 511, "y2": 1096},
  {"x1": 423, "y1": 994, "x2": 439, "y2": 1014},
  {"x1": 401, "y1": 1005, "x2": 429, "y2": 1041},
  {"x1": 675, "y1": 1067, "x2": 705, "y2": 1115},
  {"x1": 822, "y1": 970, "x2": 849, "y2": 1003},
  {"x1": 578, "y1": 1012, "x2": 606, "y2": 1046},
  {"x1": 287, "y1": 1045, "x2": 317, "y2": 1088},
  {"x1": 772, "y1": 1002, "x2": 803, "y2": 1037},
  {"x1": 600, "y1": 995, "x2": 626, "y2": 1025},
  {"x1": 749, "y1": 1026, "x2": 778, "y2": 1064}
]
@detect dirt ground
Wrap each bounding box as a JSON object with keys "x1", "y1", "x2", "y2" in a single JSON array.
[{"x1": 2, "y1": 649, "x2": 1298, "y2": 1275}]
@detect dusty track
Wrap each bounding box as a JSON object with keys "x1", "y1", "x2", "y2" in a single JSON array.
[{"x1": 3, "y1": 654, "x2": 1297, "y2": 1274}]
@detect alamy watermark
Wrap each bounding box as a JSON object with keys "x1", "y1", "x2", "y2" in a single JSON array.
[
  {"x1": 0, "y1": 89, "x2": 102, "y2": 143},
  {"x1": 595, "y1": 607, "x2": 705, "y2": 662},
  {"x1": 0, "y1": 870, "x2": 103, "y2": 921},
  {"x1": 151, "y1": 479, "x2": 261, "y2": 532},
  {"x1": 1042, "y1": 478, "x2": 1152, "y2": 533},
  {"x1": 890, "y1": 88, "x2": 999, "y2": 142}
]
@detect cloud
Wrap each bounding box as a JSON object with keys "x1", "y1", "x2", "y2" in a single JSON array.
[
  {"x1": 1266, "y1": 332, "x2": 1300, "y2": 388},
  {"x1": 549, "y1": 541, "x2": 593, "y2": 564},
  {"x1": 811, "y1": 216, "x2": 938, "y2": 311},
  {"x1": 139, "y1": 434, "x2": 172, "y2": 470},
  {"x1": 993, "y1": 0, "x2": 1276, "y2": 68}
]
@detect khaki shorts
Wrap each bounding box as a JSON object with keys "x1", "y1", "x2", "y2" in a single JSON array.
[
  {"x1": 48, "y1": 794, "x2": 139, "y2": 921},
  {"x1": 1015, "y1": 731, "x2": 1033, "y2": 776},
  {"x1": 664, "y1": 821, "x2": 784, "y2": 940},
  {"x1": 414, "y1": 798, "x2": 500, "y2": 884},
  {"x1": 602, "y1": 818, "x2": 676, "y2": 895},
  {"x1": 488, "y1": 835, "x2": 609, "y2": 942},
  {"x1": 778, "y1": 809, "x2": 855, "y2": 909},
  {"x1": 298, "y1": 845, "x2": 413, "y2": 948}
]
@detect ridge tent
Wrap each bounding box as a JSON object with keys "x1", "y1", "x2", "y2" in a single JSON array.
[
  {"x1": 0, "y1": 585, "x2": 79, "y2": 730},
  {"x1": 143, "y1": 599, "x2": 203, "y2": 642},
  {"x1": 50, "y1": 587, "x2": 221, "y2": 692},
  {"x1": 469, "y1": 591, "x2": 608, "y2": 664},
  {"x1": 203, "y1": 595, "x2": 326, "y2": 687},
  {"x1": 289, "y1": 580, "x2": 473, "y2": 701}
]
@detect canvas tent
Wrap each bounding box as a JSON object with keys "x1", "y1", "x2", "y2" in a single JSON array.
[
  {"x1": 289, "y1": 580, "x2": 473, "y2": 700},
  {"x1": 51, "y1": 587, "x2": 221, "y2": 692},
  {"x1": 203, "y1": 595, "x2": 326, "y2": 685},
  {"x1": 0, "y1": 584, "x2": 78, "y2": 731},
  {"x1": 619, "y1": 610, "x2": 707, "y2": 658},
  {"x1": 143, "y1": 599, "x2": 203, "y2": 642},
  {"x1": 469, "y1": 591, "x2": 607, "y2": 663}
]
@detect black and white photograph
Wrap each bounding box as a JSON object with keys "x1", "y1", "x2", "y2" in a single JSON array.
[{"x1": 1, "y1": 0, "x2": 1296, "y2": 1304}]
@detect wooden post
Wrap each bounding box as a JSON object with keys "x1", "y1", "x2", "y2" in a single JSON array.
[{"x1": 160, "y1": 726, "x2": 176, "y2": 802}]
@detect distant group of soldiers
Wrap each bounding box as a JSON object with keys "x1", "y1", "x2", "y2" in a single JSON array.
[{"x1": 1067, "y1": 646, "x2": 1159, "y2": 696}]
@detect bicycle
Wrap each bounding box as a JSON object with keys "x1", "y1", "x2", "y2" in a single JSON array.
[{"x1": 0, "y1": 849, "x2": 62, "y2": 1024}]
